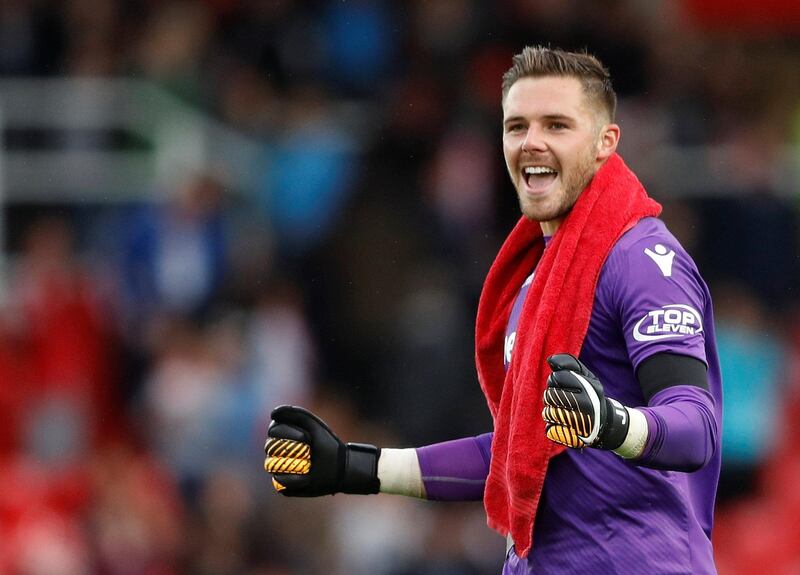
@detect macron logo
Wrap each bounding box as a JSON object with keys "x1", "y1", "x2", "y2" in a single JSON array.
[
  {"x1": 633, "y1": 304, "x2": 703, "y2": 342},
  {"x1": 644, "y1": 244, "x2": 675, "y2": 277}
]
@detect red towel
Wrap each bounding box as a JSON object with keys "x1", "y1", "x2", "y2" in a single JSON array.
[{"x1": 475, "y1": 153, "x2": 661, "y2": 557}]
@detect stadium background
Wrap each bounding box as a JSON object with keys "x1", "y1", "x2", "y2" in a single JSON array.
[{"x1": 1, "y1": 0, "x2": 800, "y2": 573}]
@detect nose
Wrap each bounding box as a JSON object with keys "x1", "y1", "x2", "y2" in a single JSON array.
[{"x1": 521, "y1": 127, "x2": 546, "y2": 153}]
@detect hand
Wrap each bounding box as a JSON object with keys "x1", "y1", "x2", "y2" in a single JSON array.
[
  {"x1": 541, "y1": 354, "x2": 629, "y2": 450},
  {"x1": 264, "y1": 405, "x2": 380, "y2": 496}
]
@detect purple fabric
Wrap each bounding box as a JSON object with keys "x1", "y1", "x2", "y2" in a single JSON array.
[
  {"x1": 639, "y1": 385, "x2": 718, "y2": 470},
  {"x1": 503, "y1": 269, "x2": 535, "y2": 370},
  {"x1": 506, "y1": 217, "x2": 721, "y2": 574},
  {"x1": 416, "y1": 434, "x2": 492, "y2": 501},
  {"x1": 418, "y1": 218, "x2": 722, "y2": 573}
]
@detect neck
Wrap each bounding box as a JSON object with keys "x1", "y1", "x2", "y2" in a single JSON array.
[{"x1": 539, "y1": 217, "x2": 563, "y2": 236}]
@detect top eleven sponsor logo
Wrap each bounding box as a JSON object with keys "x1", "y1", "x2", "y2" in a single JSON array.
[{"x1": 632, "y1": 304, "x2": 703, "y2": 342}]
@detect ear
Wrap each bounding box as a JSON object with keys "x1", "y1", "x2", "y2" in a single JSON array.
[{"x1": 596, "y1": 123, "x2": 620, "y2": 162}]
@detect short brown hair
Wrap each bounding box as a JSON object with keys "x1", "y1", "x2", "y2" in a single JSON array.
[{"x1": 501, "y1": 46, "x2": 616, "y2": 122}]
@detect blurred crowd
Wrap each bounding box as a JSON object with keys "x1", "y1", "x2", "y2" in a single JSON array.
[{"x1": 2, "y1": 0, "x2": 800, "y2": 573}]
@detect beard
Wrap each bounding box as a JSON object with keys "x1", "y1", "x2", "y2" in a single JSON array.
[{"x1": 517, "y1": 146, "x2": 597, "y2": 223}]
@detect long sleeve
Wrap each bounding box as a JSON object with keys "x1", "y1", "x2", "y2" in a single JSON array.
[
  {"x1": 638, "y1": 385, "x2": 718, "y2": 471},
  {"x1": 415, "y1": 432, "x2": 492, "y2": 501}
]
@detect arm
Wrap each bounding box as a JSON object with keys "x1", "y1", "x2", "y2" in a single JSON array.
[
  {"x1": 373, "y1": 434, "x2": 492, "y2": 501},
  {"x1": 414, "y1": 433, "x2": 491, "y2": 501},
  {"x1": 636, "y1": 353, "x2": 717, "y2": 471},
  {"x1": 542, "y1": 352, "x2": 718, "y2": 472},
  {"x1": 265, "y1": 405, "x2": 491, "y2": 500},
  {"x1": 361, "y1": 433, "x2": 492, "y2": 500}
]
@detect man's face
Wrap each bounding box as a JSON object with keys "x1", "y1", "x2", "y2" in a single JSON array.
[{"x1": 502, "y1": 76, "x2": 616, "y2": 231}]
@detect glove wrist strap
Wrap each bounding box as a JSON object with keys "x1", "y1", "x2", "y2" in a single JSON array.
[
  {"x1": 341, "y1": 443, "x2": 381, "y2": 494},
  {"x1": 597, "y1": 398, "x2": 630, "y2": 450}
]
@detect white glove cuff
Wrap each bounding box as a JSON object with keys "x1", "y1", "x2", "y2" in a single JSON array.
[
  {"x1": 377, "y1": 448, "x2": 425, "y2": 498},
  {"x1": 613, "y1": 408, "x2": 649, "y2": 459}
]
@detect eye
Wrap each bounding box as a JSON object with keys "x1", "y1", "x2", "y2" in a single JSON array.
[
  {"x1": 548, "y1": 122, "x2": 568, "y2": 131},
  {"x1": 505, "y1": 123, "x2": 526, "y2": 134}
]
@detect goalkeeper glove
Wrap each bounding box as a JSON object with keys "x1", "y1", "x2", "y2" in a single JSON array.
[
  {"x1": 541, "y1": 354, "x2": 631, "y2": 451},
  {"x1": 264, "y1": 405, "x2": 381, "y2": 496}
]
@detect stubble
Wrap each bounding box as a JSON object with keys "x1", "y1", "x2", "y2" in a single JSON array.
[{"x1": 518, "y1": 145, "x2": 597, "y2": 223}]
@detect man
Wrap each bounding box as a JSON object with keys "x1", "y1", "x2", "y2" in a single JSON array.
[{"x1": 264, "y1": 46, "x2": 722, "y2": 574}]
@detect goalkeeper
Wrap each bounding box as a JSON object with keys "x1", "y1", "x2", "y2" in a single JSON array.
[{"x1": 265, "y1": 46, "x2": 721, "y2": 574}]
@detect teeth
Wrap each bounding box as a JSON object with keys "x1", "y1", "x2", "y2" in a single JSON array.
[{"x1": 524, "y1": 166, "x2": 557, "y2": 175}]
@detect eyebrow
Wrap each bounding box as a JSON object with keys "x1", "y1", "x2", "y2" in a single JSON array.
[
  {"x1": 541, "y1": 114, "x2": 575, "y2": 123},
  {"x1": 502, "y1": 115, "x2": 525, "y2": 127},
  {"x1": 502, "y1": 113, "x2": 576, "y2": 126}
]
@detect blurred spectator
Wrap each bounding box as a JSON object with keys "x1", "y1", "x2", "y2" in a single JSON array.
[
  {"x1": 135, "y1": 0, "x2": 213, "y2": 105},
  {"x1": 7, "y1": 216, "x2": 119, "y2": 461},
  {"x1": 714, "y1": 283, "x2": 786, "y2": 505},
  {"x1": 244, "y1": 279, "x2": 316, "y2": 416},
  {"x1": 120, "y1": 172, "x2": 229, "y2": 321},
  {"x1": 186, "y1": 467, "x2": 254, "y2": 574},
  {"x1": 139, "y1": 315, "x2": 236, "y2": 493},
  {"x1": 214, "y1": 62, "x2": 282, "y2": 135},
  {"x1": 87, "y1": 442, "x2": 184, "y2": 574},
  {"x1": 258, "y1": 85, "x2": 359, "y2": 257},
  {"x1": 330, "y1": 494, "x2": 430, "y2": 575},
  {"x1": 424, "y1": 125, "x2": 496, "y2": 245},
  {"x1": 62, "y1": 0, "x2": 122, "y2": 76},
  {"x1": 140, "y1": 291, "x2": 315, "y2": 496},
  {"x1": 321, "y1": 0, "x2": 397, "y2": 96}
]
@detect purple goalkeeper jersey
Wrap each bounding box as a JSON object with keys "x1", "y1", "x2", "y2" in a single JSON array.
[{"x1": 417, "y1": 217, "x2": 722, "y2": 574}]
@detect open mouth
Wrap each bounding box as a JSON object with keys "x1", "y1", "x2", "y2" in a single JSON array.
[{"x1": 523, "y1": 166, "x2": 558, "y2": 193}]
